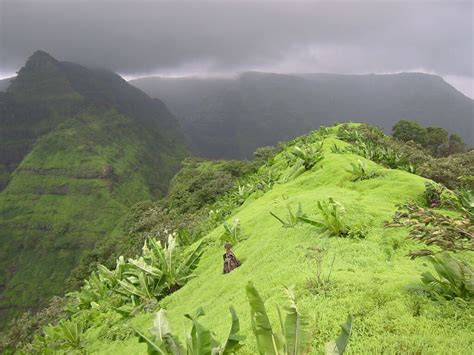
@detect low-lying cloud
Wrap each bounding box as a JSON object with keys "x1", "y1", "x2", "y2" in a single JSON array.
[{"x1": 1, "y1": 1, "x2": 472, "y2": 97}]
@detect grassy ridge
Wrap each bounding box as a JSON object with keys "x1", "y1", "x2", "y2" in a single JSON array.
[{"x1": 72, "y1": 131, "x2": 473, "y2": 353}]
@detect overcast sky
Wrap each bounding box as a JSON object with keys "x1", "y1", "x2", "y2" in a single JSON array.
[{"x1": 0, "y1": 0, "x2": 472, "y2": 97}]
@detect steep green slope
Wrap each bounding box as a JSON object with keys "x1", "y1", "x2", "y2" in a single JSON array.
[
  {"x1": 56, "y1": 127, "x2": 473, "y2": 354},
  {"x1": 0, "y1": 51, "x2": 188, "y2": 327},
  {"x1": 131, "y1": 72, "x2": 474, "y2": 158}
]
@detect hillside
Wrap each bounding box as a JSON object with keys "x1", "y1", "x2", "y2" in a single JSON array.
[
  {"x1": 18, "y1": 125, "x2": 473, "y2": 354},
  {"x1": 0, "y1": 51, "x2": 188, "y2": 327},
  {"x1": 131, "y1": 72, "x2": 474, "y2": 159}
]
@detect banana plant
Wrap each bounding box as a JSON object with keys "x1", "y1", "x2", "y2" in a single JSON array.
[
  {"x1": 282, "y1": 143, "x2": 324, "y2": 182},
  {"x1": 136, "y1": 307, "x2": 245, "y2": 354},
  {"x1": 325, "y1": 315, "x2": 353, "y2": 354},
  {"x1": 220, "y1": 219, "x2": 246, "y2": 244},
  {"x1": 67, "y1": 256, "x2": 128, "y2": 311},
  {"x1": 270, "y1": 203, "x2": 305, "y2": 228},
  {"x1": 246, "y1": 281, "x2": 305, "y2": 354},
  {"x1": 297, "y1": 198, "x2": 349, "y2": 238},
  {"x1": 345, "y1": 159, "x2": 378, "y2": 181},
  {"x1": 246, "y1": 282, "x2": 353, "y2": 355},
  {"x1": 36, "y1": 319, "x2": 84, "y2": 351},
  {"x1": 118, "y1": 236, "x2": 204, "y2": 303},
  {"x1": 418, "y1": 253, "x2": 474, "y2": 300}
]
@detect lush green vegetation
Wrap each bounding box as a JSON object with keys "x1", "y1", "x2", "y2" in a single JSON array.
[{"x1": 3, "y1": 124, "x2": 473, "y2": 354}]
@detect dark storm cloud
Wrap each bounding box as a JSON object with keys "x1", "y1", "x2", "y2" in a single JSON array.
[{"x1": 0, "y1": 1, "x2": 472, "y2": 91}]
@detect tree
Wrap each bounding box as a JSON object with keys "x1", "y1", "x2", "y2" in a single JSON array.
[
  {"x1": 424, "y1": 127, "x2": 448, "y2": 156},
  {"x1": 447, "y1": 134, "x2": 465, "y2": 155},
  {"x1": 392, "y1": 120, "x2": 426, "y2": 145}
]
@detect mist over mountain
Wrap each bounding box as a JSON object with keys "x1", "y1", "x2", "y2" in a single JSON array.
[
  {"x1": 131, "y1": 72, "x2": 473, "y2": 159},
  {"x1": 0, "y1": 51, "x2": 188, "y2": 326}
]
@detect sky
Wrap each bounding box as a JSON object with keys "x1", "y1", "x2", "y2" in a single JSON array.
[{"x1": 0, "y1": 0, "x2": 473, "y2": 98}]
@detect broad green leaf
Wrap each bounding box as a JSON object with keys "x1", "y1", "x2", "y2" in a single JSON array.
[
  {"x1": 283, "y1": 287, "x2": 311, "y2": 355},
  {"x1": 135, "y1": 328, "x2": 168, "y2": 355},
  {"x1": 246, "y1": 281, "x2": 283, "y2": 355},
  {"x1": 326, "y1": 315, "x2": 353, "y2": 354},
  {"x1": 222, "y1": 306, "x2": 245, "y2": 354},
  {"x1": 185, "y1": 308, "x2": 213, "y2": 355}
]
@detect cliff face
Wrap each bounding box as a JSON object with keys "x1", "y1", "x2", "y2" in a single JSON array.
[{"x1": 0, "y1": 51, "x2": 188, "y2": 327}]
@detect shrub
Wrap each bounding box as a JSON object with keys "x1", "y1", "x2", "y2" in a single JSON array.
[
  {"x1": 418, "y1": 151, "x2": 474, "y2": 190},
  {"x1": 423, "y1": 181, "x2": 444, "y2": 207},
  {"x1": 0, "y1": 296, "x2": 67, "y2": 353},
  {"x1": 68, "y1": 235, "x2": 205, "y2": 315},
  {"x1": 454, "y1": 189, "x2": 474, "y2": 222},
  {"x1": 330, "y1": 144, "x2": 346, "y2": 154},
  {"x1": 31, "y1": 319, "x2": 85, "y2": 352},
  {"x1": 116, "y1": 236, "x2": 205, "y2": 303}
]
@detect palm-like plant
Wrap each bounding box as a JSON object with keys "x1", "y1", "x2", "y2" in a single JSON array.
[
  {"x1": 221, "y1": 219, "x2": 246, "y2": 244},
  {"x1": 282, "y1": 143, "x2": 324, "y2": 182},
  {"x1": 246, "y1": 282, "x2": 352, "y2": 355},
  {"x1": 270, "y1": 203, "x2": 305, "y2": 228},
  {"x1": 118, "y1": 236, "x2": 204, "y2": 302},
  {"x1": 298, "y1": 198, "x2": 349, "y2": 238},
  {"x1": 417, "y1": 253, "x2": 474, "y2": 300},
  {"x1": 136, "y1": 306, "x2": 245, "y2": 354},
  {"x1": 67, "y1": 256, "x2": 127, "y2": 311},
  {"x1": 34, "y1": 319, "x2": 84, "y2": 351},
  {"x1": 346, "y1": 159, "x2": 379, "y2": 181}
]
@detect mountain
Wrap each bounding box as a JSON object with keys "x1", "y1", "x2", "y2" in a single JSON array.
[
  {"x1": 10, "y1": 125, "x2": 473, "y2": 353},
  {"x1": 131, "y1": 72, "x2": 474, "y2": 158},
  {"x1": 0, "y1": 51, "x2": 188, "y2": 327}
]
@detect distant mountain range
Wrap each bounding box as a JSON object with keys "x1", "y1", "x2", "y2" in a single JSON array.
[
  {"x1": 0, "y1": 51, "x2": 188, "y2": 327},
  {"x1": 131, "y1": 72, "x2": 473, "y2": 158}
]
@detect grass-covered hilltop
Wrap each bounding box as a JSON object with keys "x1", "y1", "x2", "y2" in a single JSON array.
[
  {"x1": 0, "y1": 51, "x2": 188, "y2": 328},
  {"x1": 2, "y1": 123, "x2": 472, "y2": 354}
]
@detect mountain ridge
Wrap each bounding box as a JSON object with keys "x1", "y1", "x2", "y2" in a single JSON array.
[{"x1": 131, "y1": 71, "x2": 473, "y2": 158}]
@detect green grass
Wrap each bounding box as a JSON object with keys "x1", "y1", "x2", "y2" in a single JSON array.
[{"x1": 74, "y1": 130, "x2": 474, "y2": 354}]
